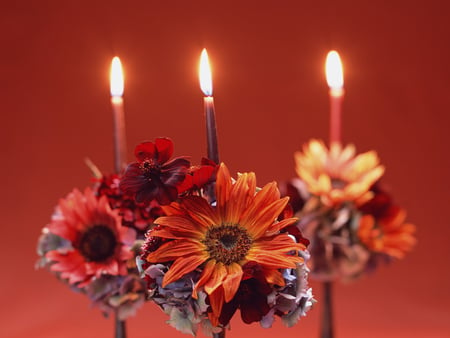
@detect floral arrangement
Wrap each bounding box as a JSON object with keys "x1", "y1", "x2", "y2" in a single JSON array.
[
  {"x1": 37, "y1": 137, "x2": 315, "y2": 336},
  {"x1": 35, "y1": 48, "x2": 419, "y2": 338},
  {"x1": 279, "y1": 139, "x2": 416, "y2": 282}
]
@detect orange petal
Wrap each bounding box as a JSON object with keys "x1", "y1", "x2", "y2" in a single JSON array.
[
  {"x1": 47, "y1": 250, "x2": 84, "y2": 272},
  {"x1": 383, "y1": 208, "x2": 407, "y2": 228},
  {"x1": 338, "y1": 143, "x2": 356, "y2": 163},
  {"x1": 181, "y1": 196, "x2": 220, "y2": 228},
  {"x1": 244, "y1": 197, "x2": 289, "y2": 239},
  {"x1": 204, "y1": 261, "x2": 227, "y2": 295},
  {"x1": 295, "y1": 156, "x2": 315, "y2": 182},
  {"x1": 223, "y1": 263, "x2": 243, "y2": 302},
  {"x1": 307, "y1": 140, "x2": 328, "y2": 167},
  {"x1": 146, "y1": 239, "x2": 206, "y2": 263},
  {"x1": 162, "y1": 254, "x2": 208, "y2": 287},
  {"x1": 317, "y1": 174, "x2": 332, "y2": 192},
  {"x1": 401, "y1": 223, "x2": 416, "y2": 234},
  {"x1": 155, "y1": 216, "x2": 204, "y2": 239},
  {"x1": 208, "y1": 287, "x2": 225, "y2": 326},
  {"x1": 160, "y1": 202, "x2": 185, "y2": 216},
  {"x1": 147, "y1": 228, "x2": 186, "y2": 240},
  {"x1": 192, "y1": 259, "x2": 216, "y2": 299},
  {"x1": 240, "y1": 182, "x2": 280, "y2": 231},
  {"x1": 226, "y1": 173, "x2": 252, "y2": 224},
  {"x1": 350, "y1": 151, "x2": 380, "y2": 176},
  {"x1": 328, "y1": 189, "x2": 345, "y2": 204},
  {"x1": 246, "y1": 239, "x2": 303, "y2": 269},
  {"x1": 215, "y1": 163, "x2": 232, "y2": 219},
  {"x1": 247, "y1": 250, "x2": 302, "y2": 269},
  {"x1": 253, "y1": 234, "x2": 306, "y2": 252},
  {"x1": 263, "y1": 268, "x2": 285, "y2": 286},
  {"x1": 357, "y1": 215, "x2": 375, "y2": 244},
  {"x1": 246, "y1": 172, "x2": 256, "y2": 200},
  {"x1": 355, "y1": 191, "x2": 374, "y2": 206},
  {"x1": 47, "y1": 220, "x2": 78, "y2": 242},
  {"x1": 264, "y1": 217, "x2": 298, "y2": 236}
]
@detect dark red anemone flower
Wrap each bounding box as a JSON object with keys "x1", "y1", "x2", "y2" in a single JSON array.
[
  {"x1": 119, "y1": 138, "x2": 192, "y2": 205},
  {"x1": 278, "y1": 179, "x2": 307, "y2": 215},
  {"x1": 358, "y1": 184, "x2": 393, "y2": 219},
  {"x1": 218, "y1": 263, "x2": 273, "y2": 326}
]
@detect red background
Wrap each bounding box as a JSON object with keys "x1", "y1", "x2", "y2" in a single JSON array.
[{"x1": 1, "y1": 1, "x2": 449, "y2": 337}]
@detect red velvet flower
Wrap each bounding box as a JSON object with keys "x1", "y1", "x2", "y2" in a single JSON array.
[
  {"x1": 120, "y1": 138, "x2": 192, "y2": 205},
  {"x1": 358, "y1": 184, "x2": 393, "y2": 219},
  {"x1": 218, "y1": 264, "x2": 273, "y2": 326},
  {"x1": 278, "y1": 179, "x2": 307, "y2": 215}
]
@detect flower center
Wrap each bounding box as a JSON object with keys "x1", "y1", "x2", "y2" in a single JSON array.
[
  {"x1": 140, "y1": 160, "x2": 161, "y2": 180},
  {"x1": 203, "y1": 224, "x2": 253, "y2": 265},
  {"x1": 331, "y1": 178, "x2": 347, "y2": 189},
  {"x1": 78, "y1": 225, "x2": 118, "y2": 262}
]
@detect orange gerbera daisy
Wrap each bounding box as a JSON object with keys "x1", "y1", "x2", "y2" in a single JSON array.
[
  {"x1": 358, "y1": 207, "x2": 416, "y2": 259},
  {"x1": 45, "y1": 188, "x2": 135, "y2": 287},
  {"x1": 144, "y1": 163, "x2": 306, "y2": 325},
  {"x1": 295, "y1": 139, "x2": 385, "y2": 206}
]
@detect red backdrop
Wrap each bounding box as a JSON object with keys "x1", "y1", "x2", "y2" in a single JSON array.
[{"x1": 1, "y1": 1, "x2": 449, "y2": 337}]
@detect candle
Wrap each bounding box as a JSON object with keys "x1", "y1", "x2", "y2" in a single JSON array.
[
  {"x1": 199, "y1": 48, "x2": 219, "y2": 164},
  {"x1": 110, "y1": 56, "x2": 127, "y2": 173},
  {"x1": 325, "y1": 50, "x2": 344, "y2": 145}
]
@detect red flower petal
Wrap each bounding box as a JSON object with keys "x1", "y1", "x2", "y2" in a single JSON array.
[
  {"x1": 135, "y1": 185, "x2": 158, "y2": 204},
  {"x1": 176, "y1": 174, "x2": 193, "y2": 194},
  {"x1": 120, "y1": 163, "x2": 147, "y2": 193},
  {"x1": 160, "y1": 157, "x2": 191, "y2": 187},
  {"x1": 135, "y1": 142, "x2": 156, "y2": 162},
  {"x1": 192, "y1": 165, "x2": 215, "y2": 189},
  {"x1": 201, "y1": 157, "x2": 217, "y2": 166},
  {"x1": 153, "y1": 184, "x2": 179, "y2": 205},
  {"x1": 155, "y1": 137, "x2": 174, "y2": 164}
]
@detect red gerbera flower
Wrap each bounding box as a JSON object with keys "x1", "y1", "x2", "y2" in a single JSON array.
[
  {"x1": 45, "y1": 188, "x2": 135, "y2": 287},
  {"x1": 120, "y1": 138, "x2": 192, "y2": 205}
]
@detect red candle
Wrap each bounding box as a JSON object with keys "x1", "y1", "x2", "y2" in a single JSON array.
[
  {"x1": 325, "y1": 51, "x2": 345, "y2": 146},
  {"x1": 199, "y1": 48, "x2": 219, "y2": 164},
  {"x1": 110, "y1": 56, "x2": 127, "y2": 173}
]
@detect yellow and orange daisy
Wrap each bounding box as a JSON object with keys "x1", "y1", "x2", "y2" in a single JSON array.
[
  {"x1": 144, "y1": 163, "x2": 306, "y2": 325},
  {"x1": 295, "y1": 139, "x2": 385, "y2": 206},
  {"x1": 358, "y1": 207, "x2": 416, "y2": 259}
]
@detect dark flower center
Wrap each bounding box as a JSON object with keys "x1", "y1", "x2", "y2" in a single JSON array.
[
  {"x1": 203, "y1": 225, "x2": 253, "y2": 265},
  {"x1": 331, "y1": 178, "x2": 347, "y2": 189},
  {"x1": 78, "y1": 225, "x2": 118, "y2": 262},
  {"x1": 140, "y1": 160, "x2": 161, "y2": 180}
]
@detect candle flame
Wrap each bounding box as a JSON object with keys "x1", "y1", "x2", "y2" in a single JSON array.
[
  {"x1": 199, "y1": 48, "x2": 213, "y2": 96},
  {"x1": 325, "y1": 51, "x2": 344, "y2": 89},
  {"x1": 110, "y1": 56, "x2": 124, "y2": 97}
]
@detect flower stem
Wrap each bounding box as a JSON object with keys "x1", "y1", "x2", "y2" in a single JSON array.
[
  {"x1": 213, "y1": 330, "x2": 225, "y2": 338},
  {"x1": 115, "y1": 311, "x2": 126, "y2": 338},
  {"x1": 320, "y1": 281, "x2": 334, "y2": 338}
]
